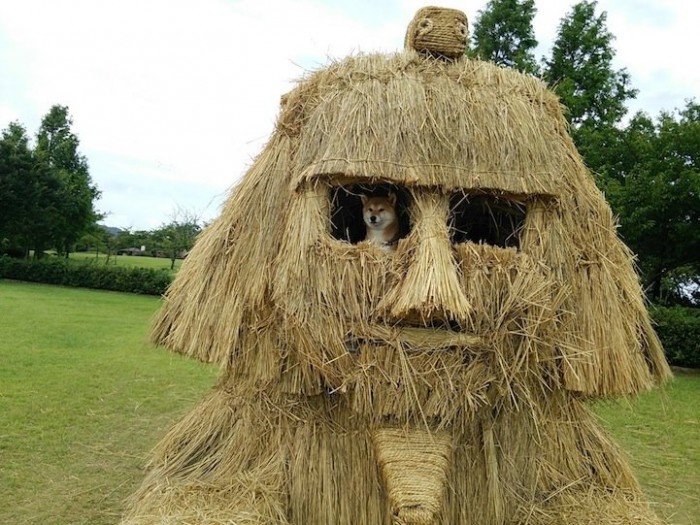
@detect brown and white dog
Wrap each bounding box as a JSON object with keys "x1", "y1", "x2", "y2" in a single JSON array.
[{"x1": 360, "y1": 193, "x2": 399, "y2": 251}]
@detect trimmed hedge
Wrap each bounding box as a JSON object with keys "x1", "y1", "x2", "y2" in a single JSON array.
[
  {"x1": 651, "y1": 306, "x2": 700, "y2": 369},
  {"x1": 0, "y1": 256, "x2": 172, "y2": 296}
]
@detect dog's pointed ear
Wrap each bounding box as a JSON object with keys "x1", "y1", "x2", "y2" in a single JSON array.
[
  {"x1": 388, "y1": 192, "x2": 397, "y2": 206},
  {"x1": 360, "y1": 194, "x2": 368, "y2": 205}
]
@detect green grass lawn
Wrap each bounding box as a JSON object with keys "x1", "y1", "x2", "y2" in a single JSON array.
[
  {"x1": 0, "y1": 280, "x2": 697, "y2": 524},
  {"x1": 0, "y1": 281, "x2": 217, "y2": 525},
  {"x1": 593, "y1": 372, "x2": 700, "y2": 524},
  {"x1": 70, "y1": 251, "x2": 182, "y2": 272}
]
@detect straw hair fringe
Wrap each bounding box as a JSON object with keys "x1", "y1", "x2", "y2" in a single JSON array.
[{"x1": 127, "y1": 36, "x2": 671, "y2": 525}]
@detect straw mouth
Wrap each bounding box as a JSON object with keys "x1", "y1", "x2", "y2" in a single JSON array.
[
  {"x1": 347, "y1": 324, "x2": 485, "y2": 353},
  {"x1": 393, "y1": 317, "x2": 464, "y2": 331}
]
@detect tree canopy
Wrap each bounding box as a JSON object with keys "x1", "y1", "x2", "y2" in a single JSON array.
[
  {"x1": 469, "y1": 0, "x2": 539, "y2": 75},
  {"x1": 153, "y1": 207, "x2": 203, "y2": 270},
  {"x1": 0, "y1": 106, "x2": 100, "y2": 258},
  {"x1": 602, "y1": 101, "x2": 700, "y2": 303},
  {"x1": 35, "y1": 105, "x2": 101, "y2": 256},
  {"x1": 0, "y1": 122, "x2": 36, "y2": 256},
  {"x1": 542, "y1": 1, "x2": 636, "y2": 131}
]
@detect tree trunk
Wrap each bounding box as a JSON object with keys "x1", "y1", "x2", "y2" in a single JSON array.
[{"x1": 648, "y1": 271, "x2": 664, "y2": 304}]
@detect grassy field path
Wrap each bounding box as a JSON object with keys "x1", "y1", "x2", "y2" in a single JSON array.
[{"x1": 594, "y1": 371, "x2": 700, "y2": 524}]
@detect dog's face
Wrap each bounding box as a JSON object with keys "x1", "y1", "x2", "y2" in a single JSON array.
[{"x1": 361, "y1": 193, "x2": 397, "y2": 231}]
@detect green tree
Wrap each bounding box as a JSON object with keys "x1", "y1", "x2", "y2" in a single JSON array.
[
  {"x1": 0, "y1": 122, "x2": 33, "y2": 254},
  {"x1": 469, "y1": 0, "x2": 539, "y2": 75},
  {"x1": 0, "y1": 121, "x2": 58, "y2": 257},
  {"x1": 34, "y1": 105, "x2": 101, "y2": 257},
  {"x1": 153, "y1": 207, "x2": 202, "y2": 270},
  {"x1": 542, "y1": 1, "x2": 637, "y2": 172},
  {"x1": 604, "y1": 101, "x2": 700, "y2": 303}
]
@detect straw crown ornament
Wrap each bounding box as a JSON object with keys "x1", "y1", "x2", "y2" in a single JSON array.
[{"x1": 121, "y1": 6, "x2": 671, "y2": 525}]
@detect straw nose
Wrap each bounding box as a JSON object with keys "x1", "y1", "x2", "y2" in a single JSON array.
[{"x1": 377, "y1": 194, "x2": 471, "y2": 325}]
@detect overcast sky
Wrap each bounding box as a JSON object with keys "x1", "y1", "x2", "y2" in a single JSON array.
[{"x1": 1, "y1": 0, "x2": 698, "y2": 230}]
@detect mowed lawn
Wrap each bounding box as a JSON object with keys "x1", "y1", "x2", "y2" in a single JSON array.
[
  {"x1": 0, "y1": 281, "x2": 698, "y2": 524},
  {"x1": 70, "y1": 251, "x2": 183, "y2": 272},
  {"x1": 0, "y1": 281, "x2": 217, "y2": 525},
  {"x1": 593, "y1": 373, "x2": 700, "y2": 524}
]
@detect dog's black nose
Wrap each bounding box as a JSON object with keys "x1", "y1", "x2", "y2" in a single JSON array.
[{"x1": 370, "y1": 216, "x2": 377, "y2": 223}]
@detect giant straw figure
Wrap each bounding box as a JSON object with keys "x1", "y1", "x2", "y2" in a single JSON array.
[{"x1": 122, "y1": 7, "x2": 671, "y2": 525}]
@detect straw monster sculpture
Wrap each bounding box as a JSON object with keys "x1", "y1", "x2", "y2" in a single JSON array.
[{"x1": 122, "y1": 6, "x2": 671, "y2": 525}]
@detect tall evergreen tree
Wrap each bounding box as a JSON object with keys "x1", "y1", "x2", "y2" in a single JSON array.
[
  {"x1": 469, "y1": 0, "x2": 539, "y2": 75},
  {"x1": 34, "y1": 105, "x2": 101, "y2": 256},
  {"x1": 542, "y1": 1, "x2": 636, "y2": 133}
]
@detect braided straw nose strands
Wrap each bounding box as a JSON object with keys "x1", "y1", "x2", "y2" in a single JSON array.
[{"x1": 121, "y1": 5, "x2": 671, "y2": 525}]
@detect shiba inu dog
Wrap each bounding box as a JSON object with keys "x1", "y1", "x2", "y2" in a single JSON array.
[{"x1": 360, "y1": 193, "x2": 399, "y2": 250}]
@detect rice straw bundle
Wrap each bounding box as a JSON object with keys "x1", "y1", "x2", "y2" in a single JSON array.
[{"x1": 122, "y1": 6, "x2": 671, "y2": 524}]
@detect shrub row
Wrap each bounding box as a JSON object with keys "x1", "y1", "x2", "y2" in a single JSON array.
[
  {"x1": 0, "y1": 256, "x2": 172, "y2": 296},
  {"x1": 651, "y1": 306, "x2": 700, "y2": 369}
]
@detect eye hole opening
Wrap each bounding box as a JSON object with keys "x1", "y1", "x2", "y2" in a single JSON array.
[
  {"x1": 330, "y1": 183, "x2": 412, "y2": 244},
  {"x1": 448, "y1": 192, "x2": 526, "y2": 249}
]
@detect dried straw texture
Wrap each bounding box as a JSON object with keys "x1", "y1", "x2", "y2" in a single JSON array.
[
  {"x1": 122, "y1": 387, "x2": 663, "y2": 524},
  {"x1": 154, "y1": 50, "x2": 669, "y2": 396},
  {"x1": 126, "y1": 49, "x2": 672, "y2": 524}
]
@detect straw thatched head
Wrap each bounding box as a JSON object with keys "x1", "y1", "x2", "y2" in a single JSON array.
[{"x1": 153, "y1": 7, "x2": 669, "y2": 422}]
